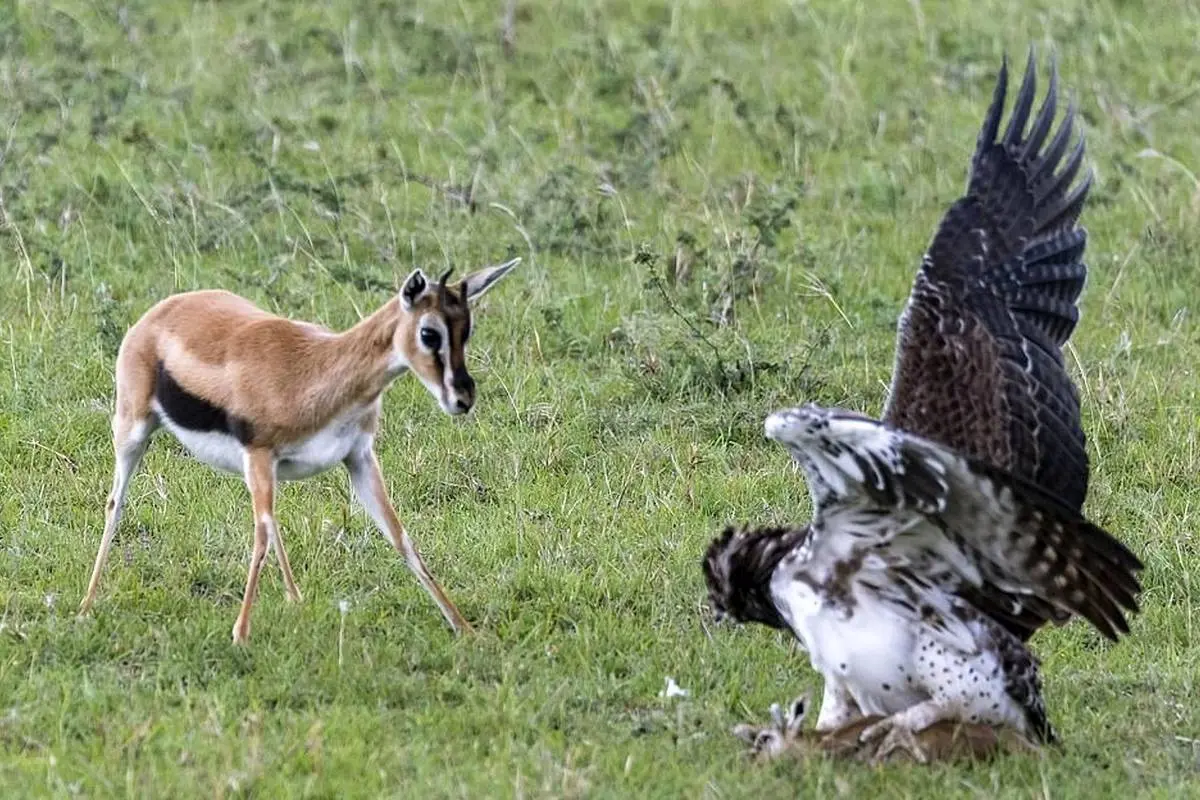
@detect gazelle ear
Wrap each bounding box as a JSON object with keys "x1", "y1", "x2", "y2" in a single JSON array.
[
  {"x1": 459, "y1": 257, "x2": 521, "y2": 303},
  {"x1": 785, "y1": 695, "x2": 809, "y2": 736},
  {"x1": 768, "y1": 702, "x2": 785, "y2": 730},
  {"x1": 400, "y1": 269, "x2": 431, "y2": 310}
]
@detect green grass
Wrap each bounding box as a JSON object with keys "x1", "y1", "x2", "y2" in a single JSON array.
[{"x1": 2, "y1": 0, "x2": 1199, "y2": 796}]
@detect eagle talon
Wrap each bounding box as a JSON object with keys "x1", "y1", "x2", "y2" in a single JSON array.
[
  {"x1": 859, "y1": 716, "x2": 894, "y2": 744},
  {"x1": 871, "y1": 725, "x2": 930, "y2": 765}
]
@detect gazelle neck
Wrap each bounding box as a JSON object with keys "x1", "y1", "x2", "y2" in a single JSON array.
[
  {"x1": 342, "y1": 296, "x2": 410, "y2": 376},
  {"x1": 301, "y1": 297, "x2": 409, "y2": 419}
]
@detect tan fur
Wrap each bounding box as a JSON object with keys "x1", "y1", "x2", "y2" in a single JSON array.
[
  {"x1": 114, "y1": 290, "x2": 440, "y2": 447},
  {"x1": 816, "y1": 715, "x2": 1039, "y2": 765},
  {"x1": 734, "y1": 699, "x2": 1040, "y2": 766},
  {"x1": 78, "y1": 258, "x2": 520, "y2": 644}
]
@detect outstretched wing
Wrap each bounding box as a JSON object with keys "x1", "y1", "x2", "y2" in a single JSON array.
[
  {"x1": 766, "y1": 405, "x2": 1143, "y2": 642},
  {"x1": 882, "y1": 51, "x2": 1093, "y2": 513}
]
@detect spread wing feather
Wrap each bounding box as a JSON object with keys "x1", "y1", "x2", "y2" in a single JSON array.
[
  {"x1": 765, "y1": 405, "x2": 1143, "y2": 642},
  {"x1": 882, "y1": 50, "x2": 1093, "y2": 516}
]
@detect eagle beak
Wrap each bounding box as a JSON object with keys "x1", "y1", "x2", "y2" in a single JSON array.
[
  {"x1": 764, "y1": 406, "x2": 817, "y2": 448},
  {"x1": 764, "y1": 410, "x2": 794, "y2": 442}
]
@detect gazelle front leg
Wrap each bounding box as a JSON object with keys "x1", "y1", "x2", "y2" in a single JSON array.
[
  {"x1": 344, "y1": 446, "x2": 473, "y2": 635},
  {"x1": 232, "y1": 447, "x2": 298, "y2": 644},
  {"x1": 79, "y1": 414, "x2": 157, "y2": 615}
]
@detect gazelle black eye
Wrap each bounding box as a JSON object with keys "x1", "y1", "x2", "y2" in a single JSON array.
[{"x1": 419, "y1": 328, "x2": 442, "y2": 350}]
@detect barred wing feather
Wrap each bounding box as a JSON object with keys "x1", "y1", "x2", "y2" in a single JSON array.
[
  {"x1": 883, "y1": 51, "x2": 1093, "y2": 514},
  {"x1": 765, "y1": 405, "x2": 1143, "y2": 642}
]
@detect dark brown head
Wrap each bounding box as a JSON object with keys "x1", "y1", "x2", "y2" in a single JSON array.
[
  {"x1": 702, "y1": 525, "x2": 810, "y2": 629},
  {"x1": 396, "y1": 257, "x2": 520, "y2": 415}
]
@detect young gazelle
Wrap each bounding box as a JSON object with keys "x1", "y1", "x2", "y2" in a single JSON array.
[{"x1": 78, "y1": 257, "x2": 519, "y2": 644}]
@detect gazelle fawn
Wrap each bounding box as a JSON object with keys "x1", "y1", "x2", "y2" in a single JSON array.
[{"x1": 78, "y1": 257, "x2": 520, "y2": 644}]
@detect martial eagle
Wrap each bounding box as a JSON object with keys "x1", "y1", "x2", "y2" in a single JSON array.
[{"x1": 702, "y1": 53, "x2": 1144, "y2": 758}]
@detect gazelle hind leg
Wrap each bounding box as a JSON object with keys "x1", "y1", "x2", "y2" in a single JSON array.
[
  {"x1": 344, "y1": 447, "x2": 473, "y2": 635},
  {"x1": 233, "y1": 448, "x2": 278, "y2": 645},
  {"x1": 79, "y1": 415, "x2": 157, "y2": 614},
  {"x1": 270, "y1": 519, "x2": 302, "y2": 603}
]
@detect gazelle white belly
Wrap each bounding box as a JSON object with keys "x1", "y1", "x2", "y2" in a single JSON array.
[
  {"x1": 155, "y1": 411, "x2": 246, "y2": 474},
  {"x1": 153, "y1": 400, "x2": 371, "y2": 480},
  {"x1": 274, "y1": 416, "x2": 368, "y2": 481}
]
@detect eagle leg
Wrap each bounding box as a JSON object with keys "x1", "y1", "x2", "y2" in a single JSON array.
[
  {"x1": 813, "y1": 678, "x2": 865, "y2": 732},
  {"x1": 858, "y1": 699, "x2": 956, "y2": 745}
]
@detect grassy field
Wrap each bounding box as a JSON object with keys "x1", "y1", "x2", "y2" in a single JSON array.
[{"x1": 2, "y1": 0, "x2": 1199, "y2": 796}]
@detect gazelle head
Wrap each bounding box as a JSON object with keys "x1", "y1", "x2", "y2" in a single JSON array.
[{"x1": 396, "y1": 257, "x2": 520, "y2": 416}]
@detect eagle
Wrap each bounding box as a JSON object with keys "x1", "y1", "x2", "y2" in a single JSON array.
[{"x1": 702, "y1": 52, "x2": 1144, "y2": 759}]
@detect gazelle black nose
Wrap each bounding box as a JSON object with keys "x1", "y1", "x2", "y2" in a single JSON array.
[{"x1": 455, "y1": 397, "x2": 472, "y2": 413}]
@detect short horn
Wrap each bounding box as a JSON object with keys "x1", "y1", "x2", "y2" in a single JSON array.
[{"x1": 437, "y1": 268, "x2": 455, "y2": 302}]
